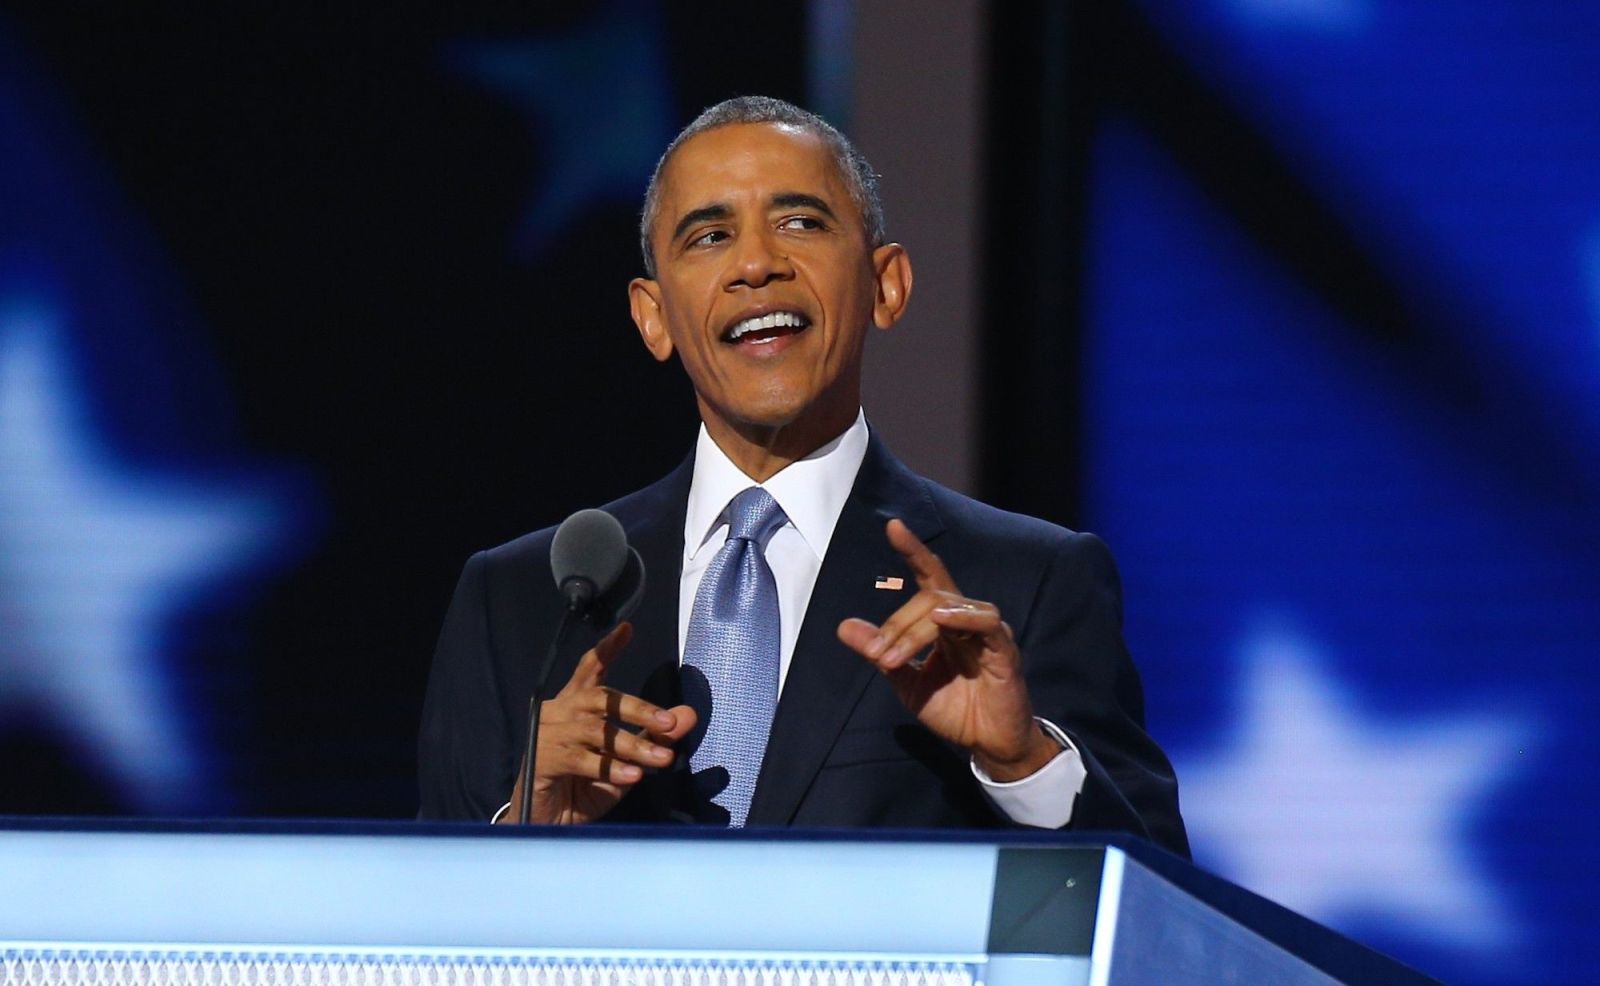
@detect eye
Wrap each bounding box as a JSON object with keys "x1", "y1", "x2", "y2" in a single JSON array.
[
  {"x1": 686, "y1": 228, "x2": 729, "y2": 249},
  {"x1": 778, "y1": 215, "x2": 826, "y2": 232}
]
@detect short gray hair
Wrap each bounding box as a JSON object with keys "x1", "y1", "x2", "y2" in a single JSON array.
[{"x1": 638, "y1": 96, "x2": 886, "y2": 278}]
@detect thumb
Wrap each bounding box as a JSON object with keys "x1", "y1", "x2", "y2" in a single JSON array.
[{"x1": 561, "y1": 621, "x2": 633, "y2": 693}]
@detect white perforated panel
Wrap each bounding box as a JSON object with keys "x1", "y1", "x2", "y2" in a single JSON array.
[{"x1": 1, "y1": 950, "x2": 981, "y2": 986}]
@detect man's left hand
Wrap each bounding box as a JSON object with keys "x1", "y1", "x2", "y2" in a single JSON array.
[{"x1": 837, "y1": 519, "x2": 1061, "y2": 782}]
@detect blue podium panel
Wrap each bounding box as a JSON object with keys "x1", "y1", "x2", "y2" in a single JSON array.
[{"x1": 0, "y1": 822, "x2": 1433, "y2": 985}]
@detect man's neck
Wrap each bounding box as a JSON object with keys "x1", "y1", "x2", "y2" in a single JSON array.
[{"x1": 700, "y1": 406, "x2": 858, "y2": 483}]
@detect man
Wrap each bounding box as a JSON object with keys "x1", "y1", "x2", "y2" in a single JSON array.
[{"x1": 418, "y1": 96, "x2": 1187, "y2": 855}]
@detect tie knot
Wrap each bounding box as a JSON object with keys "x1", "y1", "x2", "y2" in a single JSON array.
[{"x1": 724, "y1": 487, "x2": 788, "y2": 548}]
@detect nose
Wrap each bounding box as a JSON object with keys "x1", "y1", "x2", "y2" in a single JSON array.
[{"x1": 724, "y1": 229, "x2": 795, "y2": 290}]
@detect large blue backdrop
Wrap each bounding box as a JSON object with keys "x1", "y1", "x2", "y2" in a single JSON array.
[{"x1": 1085, "y1": 4, "x2": 1600, "y2": 984}]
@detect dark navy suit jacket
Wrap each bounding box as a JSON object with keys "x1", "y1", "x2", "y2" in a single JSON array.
[{"x1": 418, "y1": 436, "x2": 1189, "y2": 857}]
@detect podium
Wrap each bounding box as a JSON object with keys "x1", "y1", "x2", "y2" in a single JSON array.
[{"x1": 0, "y1": 820, "x2": 1435, "y2": 985}]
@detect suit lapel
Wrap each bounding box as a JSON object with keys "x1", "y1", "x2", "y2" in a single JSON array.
[{"x1": 745, "y1": 436, "x2": 944, "y2": 826}]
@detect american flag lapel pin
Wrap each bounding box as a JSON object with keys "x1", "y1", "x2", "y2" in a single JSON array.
[{"x1": 874, "y1": 576, "x2": 905, "y2": 590}]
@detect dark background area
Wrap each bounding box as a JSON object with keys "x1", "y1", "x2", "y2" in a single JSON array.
[{"x1": 2, "y1": 2, "x2": 805, "y2": 816}]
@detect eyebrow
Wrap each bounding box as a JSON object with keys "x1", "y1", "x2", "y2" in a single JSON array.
[
  {"x1": 670, "y1": 203, "x2": 731, "y2": 244},
  {"x1": 771, "y1": 192, "x2": 838, "y2": 220}
]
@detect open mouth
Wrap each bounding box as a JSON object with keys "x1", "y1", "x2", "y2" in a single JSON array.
[{"x1": 721, "y1": 310, "x2": 811, "y2": 346}]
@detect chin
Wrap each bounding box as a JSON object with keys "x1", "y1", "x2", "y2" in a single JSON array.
[
  {"x1": 730, "y1": 407, "x2": 806, "y2": 434},
  {"x1": 723, "y1": 390, "x2": 811, "y2": 429}
]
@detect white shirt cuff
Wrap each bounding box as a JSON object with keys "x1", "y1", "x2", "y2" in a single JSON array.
[{"x1": 969, "y1": 718, "x2": 1086, "y2": 828}]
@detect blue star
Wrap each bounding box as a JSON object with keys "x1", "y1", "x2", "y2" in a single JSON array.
[
  {"x1": 446, "y1": 1, "x2": 675, "y2": 260},
  {"x1": 1180, "y1": 625, "x2": 1537, "y2": 953},
  {"x1": 0, "y1": 306, "x2": 289, "y2": 813}
]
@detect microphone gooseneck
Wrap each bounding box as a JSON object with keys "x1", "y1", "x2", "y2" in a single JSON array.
[{"x1": 518, "y1": 509, "x2": 647, "y2": 824}]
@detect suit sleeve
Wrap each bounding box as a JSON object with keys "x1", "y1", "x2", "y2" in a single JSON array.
[
  {"x1": 1017, "y1": 532, "x2": 1190, "y2": 857},
  {"x1": 417, "y1": 551, "x2": 513, "y2": 821}
]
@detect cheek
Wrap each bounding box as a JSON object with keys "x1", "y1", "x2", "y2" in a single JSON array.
[{"x1": 661, "y1": 303, "x2": 708, "y2": 353}]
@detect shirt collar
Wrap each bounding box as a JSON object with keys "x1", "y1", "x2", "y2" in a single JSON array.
[{"x1": 684, "y1": 409, "x2": 870, "y2": 564}]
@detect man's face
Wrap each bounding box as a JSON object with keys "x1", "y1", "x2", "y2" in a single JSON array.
[{"x1": 629, "y1": 122, "x2": 911, "y2": 451}]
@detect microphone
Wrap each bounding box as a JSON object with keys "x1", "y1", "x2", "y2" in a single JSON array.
[
  {"x1": 518, "y1": 509, "x2": 647, "y2": 823},
  {"x1": 550, "y1": 508, "x2": 645, "y2": 626}
]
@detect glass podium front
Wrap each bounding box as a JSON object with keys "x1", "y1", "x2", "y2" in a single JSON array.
[{"x1": 0, "y1": 820, "x2": 1433, "y2": 985}]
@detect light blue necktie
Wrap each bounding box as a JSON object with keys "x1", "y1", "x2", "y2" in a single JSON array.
[{"x1": 682, "y1": 486, "x2": 787, "y2": 827}]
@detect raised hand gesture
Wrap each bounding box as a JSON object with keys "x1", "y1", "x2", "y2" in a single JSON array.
[{"x1": 837, "y1": 520, "x2": 1060, "y2": 781}]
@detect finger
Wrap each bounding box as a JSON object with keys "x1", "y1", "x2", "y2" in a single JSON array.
[
  {"x1": 837, "y1": 617, "x2": 881, "y2": 657},
  {"x1": 591, "y1": 621, "x2": 633, "y2": 670},
  {"x1": 928, "y1": 600, "x2": 1004, "y2": 636},
  {"x1": 841, "y1": 620, "x2": 941, "y2": 700},
  {"x1": 643, "y1": 704, "x2": 698, "y2": 743},
  {"x1": 878, "y1": 618, "x2": 945, "y2": 670},
  {"x1": 566, "y1": 749, "x2": 647, "y2": 786},
  {"x1": 598, "y1": 721, "x2": 677, "y2": 769},
  {"x1": 930, "y1": 605, "x2": 1014, "y2": 671},
  {"x1": 566, "y1": 686, "x2": 678, "y2": 733},
  {"x1": 858, "y1": 589, "x2": 955, "y2": 661},
  {"x1": 558, "y1": 622, "x2": 634, "y2": 695},
  {"x1": 542, "y1": 719, "x2": 674, "y2": 771},
  {"x1": 853, "y1": 598, "x2": 1004, "y2": 672},
  {"x1": 885, "y1": 519, "x2": 959, "y2": 592},
  {"x1": 840, "y1": 607, "x2": 943, "y2": 672}
]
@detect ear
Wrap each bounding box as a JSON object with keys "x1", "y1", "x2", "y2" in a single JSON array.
[
  {"x1": 628, "y1": 277, "x2": 674, "y2": 362},
  {"x1": 869, "y1": 244, "x2": 913, "y2": 330}
]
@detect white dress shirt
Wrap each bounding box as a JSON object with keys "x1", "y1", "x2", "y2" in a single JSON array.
[{"x1": 682, "y1": 411, "x2": 1087, "y2": 828}]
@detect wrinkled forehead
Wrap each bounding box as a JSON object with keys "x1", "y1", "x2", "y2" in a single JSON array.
[{"x1": 653, "y1": 122, "x2": 860, "y2": 230}]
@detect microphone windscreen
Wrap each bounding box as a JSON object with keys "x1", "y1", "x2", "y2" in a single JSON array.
[{"x1": 550, "y1": 509, "x2": 628, "y2": 594}]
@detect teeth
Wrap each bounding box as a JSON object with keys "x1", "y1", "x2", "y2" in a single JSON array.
[{"x1": 729, "y1": 311, "x2": 806, "y2": 340}]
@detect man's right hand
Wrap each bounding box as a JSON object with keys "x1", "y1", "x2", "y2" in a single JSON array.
[{"x1": 500, "y1": 622, "x2": 698, "y2": 825}]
